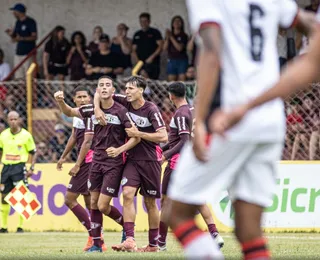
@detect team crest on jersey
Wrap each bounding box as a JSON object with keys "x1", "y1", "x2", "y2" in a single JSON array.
[
  {"x1": 121, "y1": 177, "x2": 128, "y2": 186},
  {"x1": 129, "y1": 112, "x2": 152, "y2": 128}
]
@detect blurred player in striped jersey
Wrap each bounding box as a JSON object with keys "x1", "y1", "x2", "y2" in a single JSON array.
[
  {"x1": 168, "y1": 0, "x2": 318, "y2": 259},
  {"x1": 158, "y1": 82, "x2": 223, "y2": 251}
]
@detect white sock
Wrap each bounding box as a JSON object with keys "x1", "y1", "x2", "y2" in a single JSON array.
[{"x1": 184, "y1": 233, "x2": 224, "y2": 260}]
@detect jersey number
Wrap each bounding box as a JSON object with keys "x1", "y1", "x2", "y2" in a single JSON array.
[{"x1": 249, "y1": 4, "x2": 265, "y2": 61}]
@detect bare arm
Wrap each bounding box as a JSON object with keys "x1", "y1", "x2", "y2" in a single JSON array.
[
  {"x1": 54, "y1": 91, "x2": 80, "y2": 117},
  {"x1": 163, "y1": 35, "x2": 169, "y2": 51},
  {"x1": 134, "y1": 128, "x2": 168, "y2": 143},
  {"x1": 169, "y1": 36, "x2": 184, "y2": 52},
  {"x1": 147, "y1": 40, "x2": 164, "y2": 61},
  {"x1": 187, "y1": 35, "x2": 196, "y2": 53},
  {"x1": 60, "y1": 128, "x2": 76, "y2": 160},
  {"x1": 66, "y1": 47, "x2": 75, "y2": 65},
  {"x1": 163, "y1": 134, "x2": 190, "y2": 160},
  {"x1": 43, "y1": 52, "x2": 50, "y2": 75},
  {"x1": 118, "y1": 137, "x2": 140, "y2": 153},
  {"x1": 119, "y1": 37, "x2": 132, "y2": 55},
  {"x1": 75, "y1": 133, "x2": 93, "y2": 166},
  {"x1": 295, "y1": 10, "x2": 317, "y2": 36},
  {"x1": 132, "y1": 44, "x2": 139, "y2": 64}
]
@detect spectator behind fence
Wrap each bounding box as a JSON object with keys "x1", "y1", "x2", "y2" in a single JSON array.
[
  {"x1": 5, "y1": 3, "x2": 37, "y2": 79},
  {"x1": 86, "y1": 34, "x2": 122, "y2": 80},
  {"x1": 67, "y1": 31, "x2": 90, "y2": 80},
  {"x1": 0, "y1": 49, "x2": 10, "y2": 81},
  {"x1": 36, "y1": 142, "x2": 52, "y2": 163},
  {"x1": 132, "y1": 13, "x2": 163, "y2": 79},
  {"x1": 305, "y1": 0, "x2": 319, "y2": 12},
  {"x1": 111, "y1": 23, "x2": 132, "y2": 72},
  {"x1": 185, "y1": 65, "x2": 196, "y2": 81},
  {"x1": 49, "y1": 124, "x2": 70, "y2": 162},
  {"x1": 88, "y1": 25, "x2": 103, "y2": 54},
  {"x1": 43, "y1": 26, "x2": 70, "y2": 80},
  {"x1": 163, "y1": 16, "x2": 189, "y2": 81}
]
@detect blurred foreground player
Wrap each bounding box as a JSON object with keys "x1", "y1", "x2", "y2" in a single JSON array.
[
  {"x1": 168, "y1": 0, "x2": 317, "y2": 259},
  {"x1": 55, "y1": 86, "x2": 98, "y2": 251},
  {"x1": 158, "y1": 82, "x2": 224, "y2": 250},
  {"x1": 0, "y1": 111, "x2": 36, "y2": 233},
  {"x1": 55, "y1": 76, "x2": 140, "y2": 252}
]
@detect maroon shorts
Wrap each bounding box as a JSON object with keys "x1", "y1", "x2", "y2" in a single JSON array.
[
  {"x1": 68, "y1": 162, "x2": 91, "y2": 195},
  {"x1": 89, "y1": 160, "x2": 124, "y2": 197},
  {"x1": 162, "y1": 164, "x2": 173, "y2": 195},
  {"x1": 121, "y1": 160, "x2": 161, "y2": 198}
]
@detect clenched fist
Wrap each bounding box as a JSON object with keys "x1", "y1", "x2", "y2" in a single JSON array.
[{"x1": 54, "y1": 91, "x2": 64, "y2": 102}]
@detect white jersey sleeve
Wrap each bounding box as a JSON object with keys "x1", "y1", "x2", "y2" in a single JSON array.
[
  {"x1": 186, "y1": 0, "x2": 223, "y2": 33},
  {"x1": 278, "y1": 0, "x2": 298, "y2": 28}
]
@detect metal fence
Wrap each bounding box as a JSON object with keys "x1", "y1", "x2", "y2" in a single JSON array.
[{"x1": 0, "y1": 79, "x2": 318, "y2": 162}]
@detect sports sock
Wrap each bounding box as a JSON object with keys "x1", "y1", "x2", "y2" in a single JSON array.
[
  {"x1": 208, "y1": 223, "x2": 218, "y2": 236},
  {"x1": 173, "y1": 219, "x2": 223, "y2": 259},
  {"x1": 158, "y1": 221, "x2": 168, "y2": 247},
  {"x1": 107, "y1": 206, "x2": 123, "y2": 226},
  {"x1": 18, "y1": 215, "x2": 24, "y2": 229},
  {"x1": 241, "y1": 237, "x2": 270, "y2": 260},
  {"x1": 71, "y1": 204, "x2": 92, "y2": 236},
  {"x1": 149, "y1": 228, "x2": 159, "y2": 247},
  {"x1": 91, "y1": 209, "x2": 103, "y2": 247},
  {"x1": 1, "y1": 204, "x2": 10, "y2": 229},
  {"x1": 123, "y1": 222, "x2": 135, "y2": 239}
]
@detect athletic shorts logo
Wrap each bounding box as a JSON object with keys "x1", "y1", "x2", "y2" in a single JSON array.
[
  {"x1": 147, "y1": 190, "x2": 157, "y2": 195},
  {"x1": 106, "y1": 187, "x2": 115, "y2": 194},
  {"x1": 68, "y1": 184, "x2": 72, "y2": 189},
  {"x1": 121, "y1": 177, "x2": 128, "y2": 186},
  {"x1": 87, "y1": 180, "x2": 91, "y2": 189}
]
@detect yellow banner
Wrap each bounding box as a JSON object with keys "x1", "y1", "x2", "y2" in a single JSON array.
[{"x1": 0, "y1": 164, "x2": 215, "y2": 232}]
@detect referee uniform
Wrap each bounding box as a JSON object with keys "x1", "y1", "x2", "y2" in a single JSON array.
[{"x1": 0, "y1": 127, "x2": 36, "y2": 232}]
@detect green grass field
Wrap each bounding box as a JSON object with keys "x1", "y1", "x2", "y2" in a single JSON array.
[{"x1": 1, "y1": 232, "x2": 320, "y2": 259}]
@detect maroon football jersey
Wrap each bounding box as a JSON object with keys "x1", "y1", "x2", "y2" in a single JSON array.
[
  {"x1": 113, "y1": 94, "x2": 166, "y2": 161},
  {"x1": 78, "y1": 102, "x2": 132, "y2": 164}
]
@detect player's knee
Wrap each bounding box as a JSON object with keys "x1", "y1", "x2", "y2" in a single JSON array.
[
  {"x1": 97, "y1": 201, "x2": 110, "y2": 213},
  {"x1": 144, "y1": 197, "x2": 157, "y2": 211},
  {"x1": 161, "y1": 195, "x2": 168, "y2": 208},
  {"x1": 64, "y1": 196, "x2": 76, "y2": 209},
  {"x1": 122, "y1": 188, "x2": 135, "y2": 203}
]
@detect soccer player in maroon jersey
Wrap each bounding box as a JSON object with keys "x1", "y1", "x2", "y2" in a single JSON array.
[
  {"x1": 54, "y1": 76, "x2": 140, "y2": 252},
  {"x1": 94, "y1": 75, "x2": 168, "y2": 252},
  {"x1": 55, "y1": 86, "x2": 101, "y2": 251},
  {"x1": 158, "y1": 82, "x2": 224, "y2": 250}
]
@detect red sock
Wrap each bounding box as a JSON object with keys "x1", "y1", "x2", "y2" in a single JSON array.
[
  {"x1": 71, "y1": 204, "x2": 92, "y2": 236},
  {"x1": 241, "y1": 237, "x2": 270, "y2": 260},
  {"x1": 124, "y1": 222, "x2": 135, "y2": 239},
  {"x1": 207, "y1": 223, "x2": 218, "y2": 235},
  {"x1": 149, "y1": 228, "x2": 159, "y2": 247},
  {"x1": 107, "y1": 206, "x2": 123, "y2": 226},
  {"x1": 173, "y1": 219, "x2": 204, "y2": 248},
  {"x1": 91, "y1": 209, "x2": 103, "y2": 247},
  {"x1": 159, "y1": 221, "x2": 168, "y2": 247}
]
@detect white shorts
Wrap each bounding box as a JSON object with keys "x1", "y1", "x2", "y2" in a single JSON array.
[{"x1": 168, "y1": 137, "x2": 283, "y2": 208}]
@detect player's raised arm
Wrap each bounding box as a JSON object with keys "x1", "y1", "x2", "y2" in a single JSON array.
[{"x1": 54, "y1": 91, "x2": 80, "y2": 118}]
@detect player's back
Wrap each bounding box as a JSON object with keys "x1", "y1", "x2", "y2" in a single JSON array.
[{"x1": 187, "y1": 0, "x2": 298, "y2": 142}]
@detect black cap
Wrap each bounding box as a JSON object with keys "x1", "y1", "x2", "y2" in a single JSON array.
[
  {"x1": 168, "y1": 82, "x2": 186, "y2": 98},
  {"x1": 99, "y1": 33, "x2": 110, "y2": 42},
  {"x1": 9, "y1": 3, "x2": 26, "y2": 13}
]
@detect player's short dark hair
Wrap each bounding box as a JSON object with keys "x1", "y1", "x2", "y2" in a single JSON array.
[
  {"x1": 139, "y1": 12, "x2": 151, "y2": 20},
  {"x1": 73, "y1": 85, "x2": 89, "y2": 96},
  {"x1": 126, "y1": 75, "x2": 147, "y2": 90},
  {"x1": 98, "y1": 76, "x2": 114, "y2": 86},
  {"x1": 168, "y1": 82, "x2": 186, "y2": 98}
]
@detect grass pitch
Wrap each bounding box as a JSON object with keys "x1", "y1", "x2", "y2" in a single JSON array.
[{"x1": 0, "y1": 232, "x2": 320, "y2": 259}]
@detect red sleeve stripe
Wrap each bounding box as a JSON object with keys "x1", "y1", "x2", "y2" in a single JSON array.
[
  {"x1": 288, "y1": 9, "x2": 299, "y2": 29},
  {"x1": 199, "y1": 21, "x2": 221, "y2": 31}
]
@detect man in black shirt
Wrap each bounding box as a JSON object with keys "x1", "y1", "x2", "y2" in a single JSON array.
[
  {"x1": 6, "y1": 3, "x2": 37, "y2": 79},
  {"x1": 86, "y1": 34, "x2": 123, "y2": 80},
  {"x1": 132, "y1": 13, "x2": 163, "y2": 79}
]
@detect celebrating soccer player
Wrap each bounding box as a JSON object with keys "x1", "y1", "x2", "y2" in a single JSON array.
[
  {"x1": 54, "y1": 76, "x2": 140, "y2": 252},
  {"x1": 94, "y1": 75, "x2": 168, "y2": 252}
]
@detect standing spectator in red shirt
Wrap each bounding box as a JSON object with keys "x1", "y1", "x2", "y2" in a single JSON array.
[
  {"x1": 163, "y1": 16, "x2": 189, "y2": 82},
  {"x1": 43, "y1": 26, "x2": 70, "y2": 80},
  {"x1": 67, "y1": 31, "x2": 90, "y2": 80},
  {"x1": 111, "y1": 23, "x2": 132, "y2": 73},
  {"x1": 132, "y1": 13, "x2": 163, "y2": 79},
  {"x1": 88, "y1": 26, "x2": 103, "y2": 54}
]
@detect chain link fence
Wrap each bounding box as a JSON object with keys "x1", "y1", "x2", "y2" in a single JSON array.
[{"x1": 0, "y1": 79, "x2": 318, "y2": 162}]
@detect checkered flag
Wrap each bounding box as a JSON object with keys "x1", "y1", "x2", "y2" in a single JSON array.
[{"x1": 4, "y1": 181, "x2": 41, "y2": 220}]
